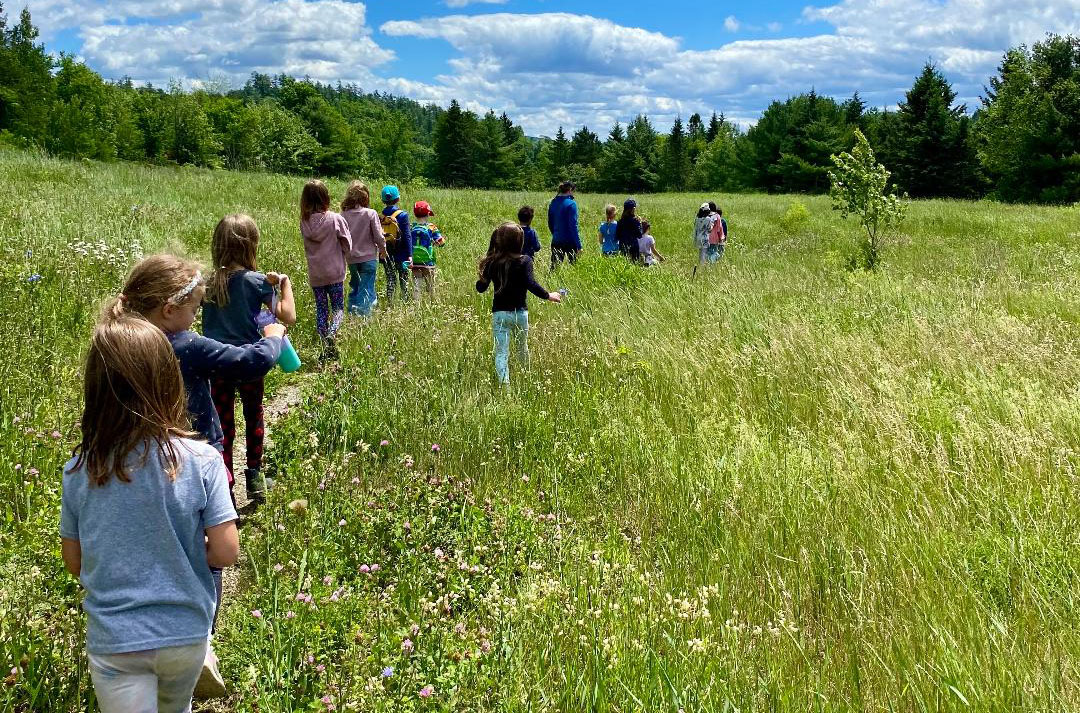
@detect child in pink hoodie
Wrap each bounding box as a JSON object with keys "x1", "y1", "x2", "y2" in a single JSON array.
[{"x1": 300, "y1": 179, "x2": 352, "y2": 360}]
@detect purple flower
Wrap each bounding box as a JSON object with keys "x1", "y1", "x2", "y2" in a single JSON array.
[
  {"x1": 431, "y1": 443, "x2": 441, "y2": 453},
  {"x1": 26, "y1": 274, "x2": 42, "y2": 283},
  {"x1": 380, "y1": 440, "x2": 390, "y2": 447},
  {"x1": 359, "y1": 564, "x2": 370, "y2": 573},
  {"x1": 381, "y1": 666, "x2": 394, "y2": 677},
  {"x1": 370, "y1": 563, "x2": 380, "y2": 572},
  {"x1": 285, "y1": 610, "x2": 296, "y2": 619},
  {"x1": 250, "y1": 609, "x2": 262, "y2": 618},
  {"x1": 419, "y1": 685, "x2": 434, "y2": 698},
  {"x1": 401, "y1": 638, "x2": 414, "y2": 653}
]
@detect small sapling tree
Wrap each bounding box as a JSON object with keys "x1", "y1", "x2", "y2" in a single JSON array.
[{"x1": 829, "y1": 129, "x2": 908, "y2": 269}]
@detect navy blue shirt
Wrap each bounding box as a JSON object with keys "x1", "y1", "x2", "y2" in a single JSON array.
[
  {"x1": 521, "y1": 226, "x2": 541, "y2": 257},
  {"x1": 476, "y1": 255, "x2": 550, "y2": 313},
  {"x1": 382, "y1": 205, "x2": 413, "y2": 262},
  {"x1": 168, "y1": 331, "x2": 282, "y2": 451},
  {"x1": 202, "y1": 270, "x2": 274, "y2": 346}
]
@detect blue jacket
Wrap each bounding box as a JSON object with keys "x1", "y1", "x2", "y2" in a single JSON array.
[
  {"x1": 168, "y1": 330, "x2": 282, "y2": 451},
  {"x1": 547, "y1": 194, "x2": 581, "y2": 250},
  {"x1": 521, "y1": 226, "x2": 541, "y2": 257},
  {"x1": 382, "y1": 205, "x2": 413, "y2": 262}
]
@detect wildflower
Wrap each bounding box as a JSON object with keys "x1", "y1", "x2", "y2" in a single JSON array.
[
  {"x1": 403, "y1": 521, "x2": 411, "y2": 532},
  {"x1": 480, "y1": 639, "x2": 492, "y2": 654},
  {"x1": 251, "y1": 610, "x2": 263, "y2": 618},
  {"x1": 323, "y1": 576, "x2": 333, "y2": 586},
  {"x1": 27, "y1": 468, "x2": 38, "y2": 476},
  {"x1": 380, "y1": 439, "x2": 390, "y2": 446},
  {"x1": 359, "y1": 564, "x2": 370, "y2": 573},
  {"x1": 521, "y1": 474, "x2": 529, "y2": 482},
  {"x1": 316, "y1": 664, "x2": 326, "y2": 673},
  {"x1": 381, "y1": 666, "x2": 394, "y2": 678},
  {"x1": 431, "y1": 443, "x2": 441, "y2": 452},
  {"x1": 419, "y1": 685, "x2": 434, "y2": 698},
  {"x1": 287, "y1": 499, "x2": 309, "y2": 515},
  {"x1": 13, "y1": 464, "x2": 21, "y2": 471},
  {"x1": 51, "y1": 430, "x2": 62, "y2": 439},
  {"x1": 351, "y1": 477, "x2": 360, "y2": 485},
  {"x1": 338, "y1": 519, "x2": 347, "y2": 527},
  {"x1": 275, "y1": 523, "x2": 286, "y2": 532},
  {"x1": 320, "y1": 694, "x2": 334, "y2": 709},
  {"x1": 273, "y1": 563, "x2": 284, "y2": 572},
  {"x1": 401, "y1": 638, "x2": 414, "y2": 653},
  {"x1": 27, "y1": 274, "x2": 42, "y2": 283},
  {"x1": 410, "y1": 623, "x2": 420, "y2": 636},
  {"x1": 370, "y1": 563, "x2": 380, "y2": 572},
  {"x1": 286, "y1": 611, "x2": 296, "y2": 619}
]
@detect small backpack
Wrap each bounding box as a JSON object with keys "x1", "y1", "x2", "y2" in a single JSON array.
[
  {"x1": 381, "y1": 209, "x2": 403, "y2": 251},
  {"x1": 411, "y1": 223, "x2": 438, "y2": 265}
]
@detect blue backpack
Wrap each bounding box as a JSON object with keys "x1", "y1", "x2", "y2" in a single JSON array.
[{"x1": 412, "y1": 223, "x2": 439, "y2": 265}]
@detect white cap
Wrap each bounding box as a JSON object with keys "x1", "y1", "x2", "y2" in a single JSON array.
[{"x1": 699, "y1": 202, "x2": 711, "y2": 211}]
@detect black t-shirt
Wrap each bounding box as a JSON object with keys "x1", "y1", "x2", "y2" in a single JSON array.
[
  {"x1": 615, "y1": 216, "x2": 642, "y2": 258},
  {"x1": 476, "y1": 255, "x2": 550, "y2": 312}
]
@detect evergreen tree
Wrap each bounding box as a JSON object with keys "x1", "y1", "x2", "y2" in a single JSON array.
[
  {"x1": 687, "y1": 112, "x2": 707, "y2": 165},
  {"x1": 433, "y1": 99, "x2": 476, "y2": 186},
  {"x1": 892, "y1": 63, "x2": 982, "y2": 198},
  {"x1": 707, "y1": 112, "x2": 723, "y2": 142},
  {"x1": 569, "y1": 126, "x2": 601, "y2": 167},
  {"x1": 624, "y1": 115, "x2": 660, "y2": 193},
  {"x1": 548, "y1": 126, "x2": 571, "y2": 184},
  {"x1": 978, "y1": 34, "x2": 1080, "y2": 203},
  {"x1": 661, "y1": 116, "x2": 691, "y2": 190},
  {"x1": 0, "y1": 6, "x2": 53, "y2": 143},
  {"x1": 48, "y1": 58, "x2": 117, "y2": 160}
]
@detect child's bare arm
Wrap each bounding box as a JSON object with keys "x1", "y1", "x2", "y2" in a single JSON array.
[
  {"x1": 267, "y1": 273, "x2": 297, "y2": 325},
  {"x1": 205, "y1": 521, "x2": 240, "y2": 568},
  {"x1": 61, "y1": 538, "x2": 82, "y2": 577}
]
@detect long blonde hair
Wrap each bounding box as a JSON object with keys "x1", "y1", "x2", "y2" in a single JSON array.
[
  {"x1": 72, "y1": 311, "x2": 193, "y2": 486},
  {"x1": 112, "y1": 253, "x2": 203, "y2": 320},
  {"x1": 341, "y1": 180, "x2": 370, "y2": 211},
  {"x1": 208, "y1": 214, "x2": 260, "y2": 307}
]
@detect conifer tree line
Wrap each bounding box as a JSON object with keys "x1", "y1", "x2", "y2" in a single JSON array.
[{"x1": 1, "y1": 4, "x2": 1076, "y2": 203}]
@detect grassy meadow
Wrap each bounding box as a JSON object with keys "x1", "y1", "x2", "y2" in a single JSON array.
[{"x1": 1, "y1": 148, "x2": 1079, "y2": 711}]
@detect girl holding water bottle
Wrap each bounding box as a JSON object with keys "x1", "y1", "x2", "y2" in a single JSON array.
[{"x1": 203, "y1": 214, "x2": 296, "y2": 503}]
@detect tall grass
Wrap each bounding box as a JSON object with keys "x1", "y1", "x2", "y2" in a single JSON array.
[{"x1": 1, "y1": 149, "x2": 1078, "y2": 711}]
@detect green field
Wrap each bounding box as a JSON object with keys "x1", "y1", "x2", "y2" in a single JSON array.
[{"x1": 2, "y1": 148, "x2": 1079, "y2": 712}]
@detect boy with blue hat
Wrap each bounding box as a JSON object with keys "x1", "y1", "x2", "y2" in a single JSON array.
[{"x1": 380, "y1": 185, "x2": 412, "y2": 302}]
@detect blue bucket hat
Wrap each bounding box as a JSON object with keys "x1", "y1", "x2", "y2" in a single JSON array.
[{"x1": 381, "y1": 185, "x2": 401, "y2": 203}]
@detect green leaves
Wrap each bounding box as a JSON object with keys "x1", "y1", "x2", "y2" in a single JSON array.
[{"x1": 828, "y1": 129, "x2": 908, "y2": 269}]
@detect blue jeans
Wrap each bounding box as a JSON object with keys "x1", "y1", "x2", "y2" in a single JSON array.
[
  {"x1": 348, "y1": 260, "x2": 378, "y2": 316},
  {"x1": 707, "y1": 244, "x2": 724, "y2": 262},
  {"x1": 493, "y1": 310, "x2": 529, "y2": 384}
]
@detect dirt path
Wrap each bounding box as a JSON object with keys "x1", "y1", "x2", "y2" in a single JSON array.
[{"x1": 220, "y1": 380, "x2": 305, "y2": 605}]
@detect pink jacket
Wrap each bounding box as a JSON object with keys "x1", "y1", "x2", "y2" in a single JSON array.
[
  {"x1": 342, "y1": 207, "x2": 386, "y2": 264},
  {"x1": 300, "y1": 211, "x2": 352, "y2": 287}
]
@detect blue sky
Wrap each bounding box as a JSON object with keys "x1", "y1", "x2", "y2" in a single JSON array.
[{"x1": 24, "y1": 0, "x2": 1080, "y2": 135}]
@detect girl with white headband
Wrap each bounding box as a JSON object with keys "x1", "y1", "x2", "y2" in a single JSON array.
[{"x1": 105, "y1": 252, "x2": 287, "y2": 698}]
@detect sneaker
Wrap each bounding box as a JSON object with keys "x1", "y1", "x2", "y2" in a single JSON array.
[
  {"x1": 193, "y1": 643, "x2": 226, "y2": 699},
  {"x1": 245, "y1": 468, "x2": 272, "y2": 503}
]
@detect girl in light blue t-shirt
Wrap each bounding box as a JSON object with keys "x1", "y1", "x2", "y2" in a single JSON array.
[
  {"x1": 598, "y1": 203, "x2": 619, "y2": 255},
  {"x1": 61, "y1": 311, "x2": 239, "y2": 713}
]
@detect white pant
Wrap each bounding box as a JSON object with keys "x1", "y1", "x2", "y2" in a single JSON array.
[{"x1": 88, "y1": 640, "x2": 207, "y2": 713}]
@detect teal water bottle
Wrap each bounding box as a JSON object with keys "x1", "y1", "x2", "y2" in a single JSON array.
[
  {"x1": 257, "y1": 293, "x2": 302, "y2": 373},
  {"x1": 278, "y1": 335, "x2": 302, "y2": 373}
]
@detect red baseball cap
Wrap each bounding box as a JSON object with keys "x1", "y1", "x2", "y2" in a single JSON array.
[{"x1": 413, "y1": 201, "x2": 435, "y2": 218}]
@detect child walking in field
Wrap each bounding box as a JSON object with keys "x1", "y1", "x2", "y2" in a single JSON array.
[
  {"x1": 341, "y1": 181, "x2": 386, "y2": 317},
  {"x1": 476, "y1": 222, "x2": 562, "y2": 384},
  {"x1": 410, "y1": 200, "x2": 445, "y2": 299},
  {"x1": 598, "y1": 204, "x2": 619, "y2": 256},
  {"x1": 111, "y1": 253, "x2": 285, "y2": 698},
  {"x1": 301, "y1": 180, "x2": 353, "y2": 359},
  {"x1": 203, "y1": 214, "x2": 296, "y2": 502},
  {"x1": 638, "y1": 219, "x2": 665, "y2": 266},
  {"x1": 380, "y1": 185, "x2": 413, "y2": 302},
  {"x1": 519, "y1": 206, "x2": 541, "y2": 258},
  {"x1": 61, "y1": 304, "x2": 240, "y2": 713},
  {"x1": 694, "y1": 203, "x2": 716, "y2": 265},
  {"x1": 708, "y1": 201, "x2": 728, "y2": 261}
]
